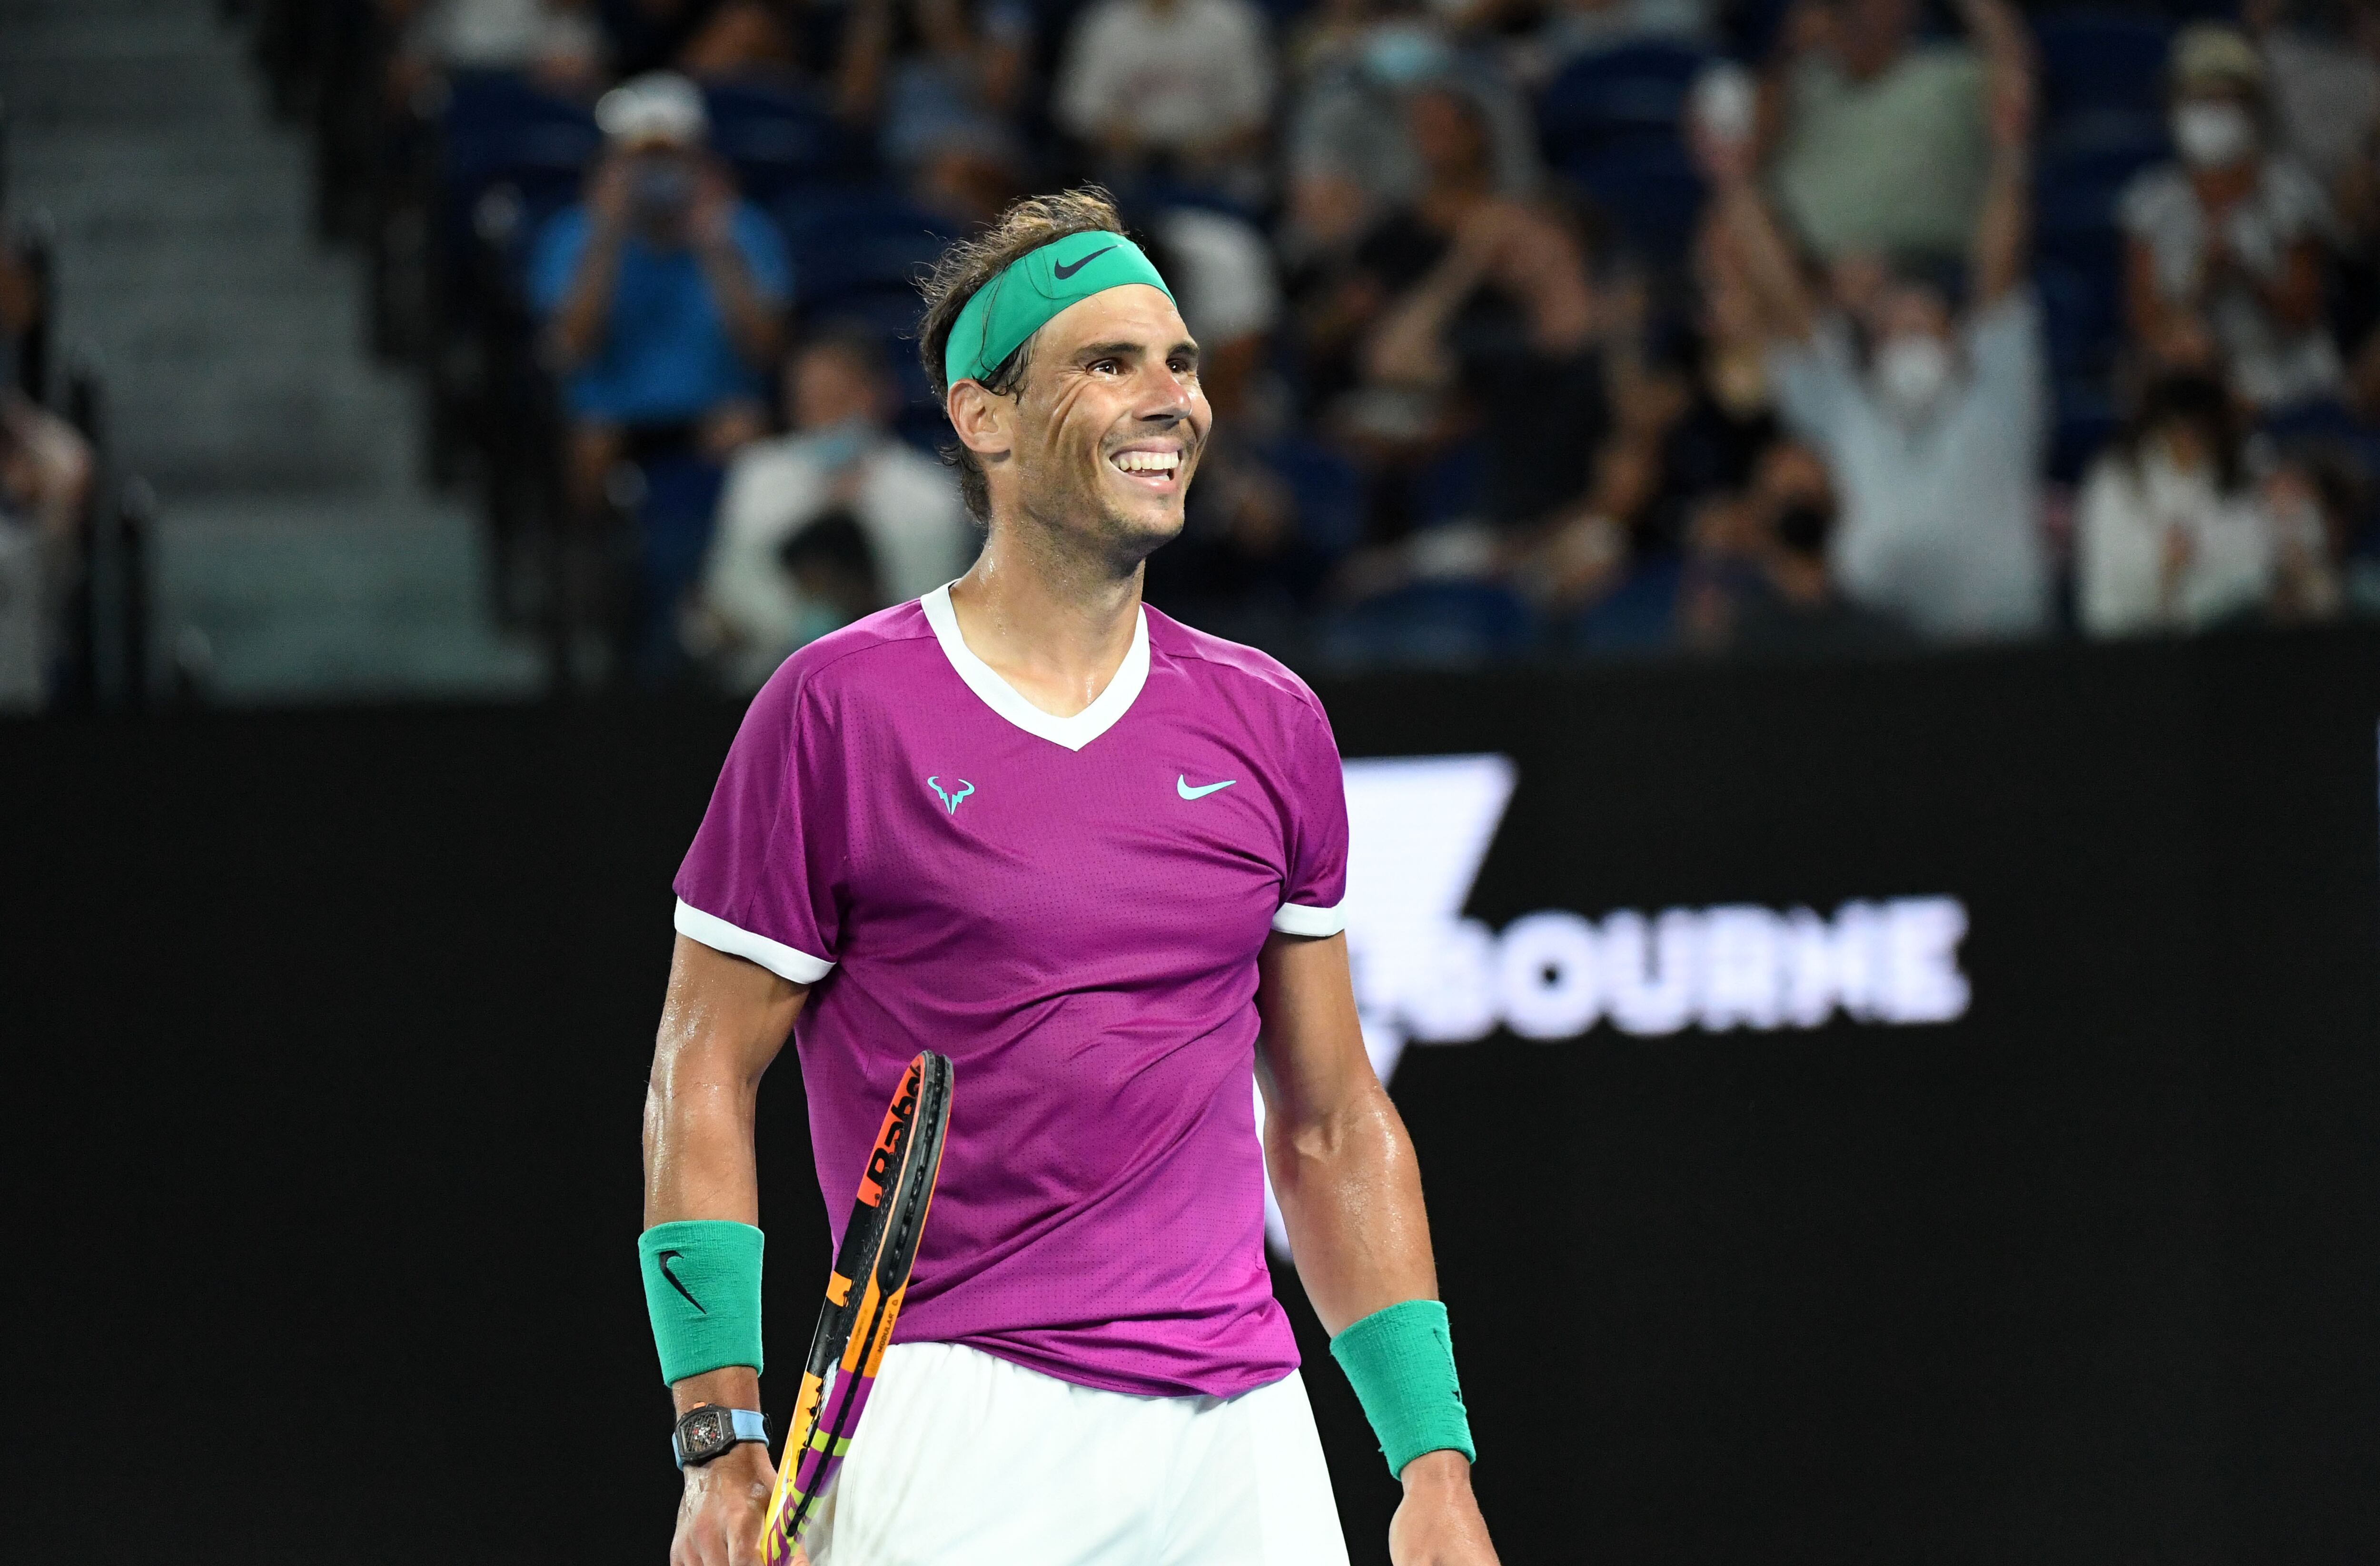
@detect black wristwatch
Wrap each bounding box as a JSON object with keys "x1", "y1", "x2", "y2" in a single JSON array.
[{"x1": 673, "y1": 1404, "x2": 771, "y2": 1469}]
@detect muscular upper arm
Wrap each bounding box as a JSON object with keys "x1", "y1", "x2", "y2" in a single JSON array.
[
  {"x1": 643, "y1": 935, "x2": 810, "y2": 1224},
  {"x1": 1253, "y1": 930, "x2": 1374, "y2": 1132}
]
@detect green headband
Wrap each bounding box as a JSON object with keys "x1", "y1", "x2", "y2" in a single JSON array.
[{"x1": 942, "y1": 231, "x2": 1174, "y2": 390}]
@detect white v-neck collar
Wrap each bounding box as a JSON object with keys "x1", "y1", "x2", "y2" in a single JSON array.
[{"x1": 919, "y1": 583, "x2": 1150, "y2": 752}]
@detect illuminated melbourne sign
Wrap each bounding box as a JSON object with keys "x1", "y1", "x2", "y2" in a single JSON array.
[{"x1": 1261, "y1": 754, "x2": 1973, "y2": 1250}]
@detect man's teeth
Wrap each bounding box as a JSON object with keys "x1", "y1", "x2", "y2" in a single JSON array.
[{"x1": 1111, "y1": 451, "x2": 1180, "y2": 474}]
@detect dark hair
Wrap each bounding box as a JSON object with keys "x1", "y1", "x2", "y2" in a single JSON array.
[
  {"x1": 2121, "y1": 371, "x2": 2246, "y2": 492},
  {"x1": 917, "y1": 186, "x2": 1129, "y2": 523}
]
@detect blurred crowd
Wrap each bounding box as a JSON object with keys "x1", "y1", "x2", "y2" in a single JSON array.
[
  {"x1": 0, "y1": 234, "x2": 94, "y2": 710},
  {"x1": 167, "y1": 1, "x2": 2380, "y2": 680}
]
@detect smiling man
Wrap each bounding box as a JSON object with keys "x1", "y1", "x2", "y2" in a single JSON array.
[{"x1": 641, "y1": 189, "x2": 1498, "y2": 1566}]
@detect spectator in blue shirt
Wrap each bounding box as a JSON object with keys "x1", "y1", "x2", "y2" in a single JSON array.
[{"x1": 531, "y1": 71, "x2": 791, "y2": 529}]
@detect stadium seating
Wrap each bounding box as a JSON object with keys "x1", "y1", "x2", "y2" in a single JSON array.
[
  {"x1": 2034, "y1": 13, "x2": 2173, "y2": 126},
  {"x1": 1568, "y1": 139, "x2": 1705, "y2": 261},
  {"x1": 1537, "y1": 43, "x2": 1712, "y2": 259},
  {"x1": 1538, "y1": 41, "x2": 1712, "y2": 160},
  {"x1": 702, "y1": 80, "x2": 860, "y2": 204},
  {"x1": 1318, "y1": 579, "x2": 1539, "y2": 667}
]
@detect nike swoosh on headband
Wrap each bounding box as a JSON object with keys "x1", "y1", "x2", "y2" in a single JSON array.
[{"x1": 1052, "y1": 245, "x2": 1117, "y2": 280}]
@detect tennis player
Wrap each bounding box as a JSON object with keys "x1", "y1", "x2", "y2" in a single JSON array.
[{"x1": 639, "y1": 188, "x2": 1499, "y2": 1566}]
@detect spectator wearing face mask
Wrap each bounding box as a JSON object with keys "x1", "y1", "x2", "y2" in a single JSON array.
[
  {"x1": 1678, "y1": 439, "x2": 1912, "y2": 655},
  {"x1": 694, "y1": 326, "x2": 974, "y2": 688},
  {"x1": 2076, "y1": 371, "x2": 2277, "y2": 637},
  {"x1": 2120, "y1": 25, "x2": 2342, "y2": 412},
  {"x1": 1699, "y1": 10, "x2": 2048, "y2": 641},
  {"x1": 530, "y1": 73, "x2": 791, "y2": 545}
]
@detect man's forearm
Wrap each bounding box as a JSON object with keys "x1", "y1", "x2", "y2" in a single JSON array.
[
  {"x1": 1264, "y1": 1082, "x2": 1439, "y2": 1332},
  {"x1": 643, "y1": 1071, "x2": 765, "y2": 1226},
  {"x1": 1971, "y1": 148, "x2": 2031, "y2": 307},
  {"x1": 553, "y1": 229, "x2": 626, "y2": 368},
  {"x1": 697, "y1": 242, "x2": 783, "y2": 368}
]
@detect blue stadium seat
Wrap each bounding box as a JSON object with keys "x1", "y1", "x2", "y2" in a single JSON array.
[
  {"x1": 1318, "y1": 579, "x2": 1540, "y2": 668},
  {"x1": 770, "y1": 191, "x2": 954, "y2": 448},
  {"x1": 2030, "y1": 115, "x2": 2162, "y2": 380},
  {"x1": 2037, "y1": 112, "x2": 2169, "y2": 199},
  {"x1": 1538, "y1": 42, "x2": 1713, "y2": 165},
  {"x1": 629, "y1": 449, "x2": 729, "y2": 684},
  {"x1": 1261, "y1": 436, "x2": 1366, "y2": 561},
  {"x1": 439, "y1": 70, "x2": 599, "y2": 217},
  {"x1": 702, "y1": 81, "x2": 860, "y2": 203},
  {"x1": 2035, "y1": 258, "x2": 2119, "y2": 379},
  {"x1": 1567, "y1": 140, "x2": 1705, "y2": 260},
  {"x1": 2050, "y1": 379, "x2": 2122, "y2": 485},
  {"x1": 773, "y1": 186, "x2": 954, "y2": 314},
  {"x1": 1562, "y1": 554, "x2": 1681, "y2": 656},
  {"x1": 2035, "y1": 13, "x2": 2173, "y2": 128}
]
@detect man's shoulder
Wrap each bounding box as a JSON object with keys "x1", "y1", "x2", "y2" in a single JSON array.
[
  {"x1": 754, "y1": 600, "x2": 939, "y2": 708},
  {"x1": 1144, "y1": 608, "x2": 1328, "y2": 726}
]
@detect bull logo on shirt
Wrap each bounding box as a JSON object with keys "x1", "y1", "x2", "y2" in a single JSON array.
[{"x1": 926, "y1": 776, "x2": 974, "y2": 815}]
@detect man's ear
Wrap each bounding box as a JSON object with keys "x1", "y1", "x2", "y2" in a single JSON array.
[{"x1": 947, "y1": 381, "x2": 1015, "y2": 462}]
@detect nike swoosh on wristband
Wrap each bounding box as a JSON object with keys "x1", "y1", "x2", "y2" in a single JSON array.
[
  {"x1": 1178, "y1": 776, "x2": 1237, "y2": 800},
  {"x1": 1052, "y1": 246, "x2": 1116, "y2": 280},
  {"x1": 656, "y1": 1249, "x2": 706, "y2": 1314}
]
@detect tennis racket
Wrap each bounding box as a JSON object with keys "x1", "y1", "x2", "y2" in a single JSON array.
[{"x1": 759, "y1": 1049, "x2": 953, "y2": 1566}]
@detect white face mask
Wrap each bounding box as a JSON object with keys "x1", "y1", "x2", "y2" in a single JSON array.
[
  {"x1": 2172, "y1": 101, "x2": 2257, "y2": 170},
  {"x1": 1873, "y1": 334, "x2": 1954, "y2": 421}
]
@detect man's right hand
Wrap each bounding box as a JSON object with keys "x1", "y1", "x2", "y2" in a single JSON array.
[{"x1": 670, "y1": 1443, "x2": 798, "y2": 1566}]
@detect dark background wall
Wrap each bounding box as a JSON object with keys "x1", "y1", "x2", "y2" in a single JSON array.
[{"x1": 7, "y1": 630, "x2": 2377, "y2": 1563}]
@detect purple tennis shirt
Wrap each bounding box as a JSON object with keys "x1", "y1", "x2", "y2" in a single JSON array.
[{"x1": 673, "y1": 585, "x2": 1349, "y2": 1399}]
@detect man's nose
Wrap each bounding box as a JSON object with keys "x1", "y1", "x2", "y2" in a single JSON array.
[{"x1": 1137, "y1": 365, "x2": 1197, "y2": 420}]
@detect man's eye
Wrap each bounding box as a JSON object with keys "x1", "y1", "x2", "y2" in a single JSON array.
[{"x1": 1090, "y1": 359, "x2": 1120, "y2": 375}]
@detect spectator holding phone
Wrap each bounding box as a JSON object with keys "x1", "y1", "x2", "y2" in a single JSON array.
[
  {"x1": 531, "y1": 73, "x2": 791, "y2": 548},
  {"x1": 2075, "y1": 371, "x2": 2275, "y2": 636}
]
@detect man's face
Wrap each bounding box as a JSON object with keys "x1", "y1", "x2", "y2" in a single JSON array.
[
  {"x1": 791, "y1": 347, "x2": 886, "y2": 431},
  {"x1": 995, "y1": 284, "x2": 1210, "y2": 560}
]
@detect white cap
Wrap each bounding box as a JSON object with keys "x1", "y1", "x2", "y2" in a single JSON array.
[{"x1": 595, "y1": 71, "x2": 708, "y2": 147}]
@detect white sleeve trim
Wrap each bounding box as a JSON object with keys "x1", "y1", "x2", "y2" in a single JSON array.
[
  {"x1": 674, "y1": 899, "x2": 835, "y2": 984},
  {"x1": 1271, "y1": 900, "x2": 1348, "y2": 938}
]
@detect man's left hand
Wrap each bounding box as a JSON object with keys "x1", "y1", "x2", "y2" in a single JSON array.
[{"x1": 1388, "y1": 1450, "x2": 1501, "y2": 1566}]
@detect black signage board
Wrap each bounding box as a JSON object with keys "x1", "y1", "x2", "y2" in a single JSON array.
[{"x1": 3, "y1": 630, "x2": 2374, "y2": 1562}]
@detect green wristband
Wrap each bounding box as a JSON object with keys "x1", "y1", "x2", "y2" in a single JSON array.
[
  {"x1": 1329, "y1": 1298, "x2": 1476, "y2": 1476},
  {"x1": 637, "y1": 1220, "x2": 764, "y2": 1385}
]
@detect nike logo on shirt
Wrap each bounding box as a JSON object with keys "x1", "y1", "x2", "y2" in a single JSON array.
[
  {"x1": 1178, "y1": 776, "x2": 1237, "y2": 800},
  {"x1": 1052, "y1": 246, "x2": 1116, "y2": 279}
]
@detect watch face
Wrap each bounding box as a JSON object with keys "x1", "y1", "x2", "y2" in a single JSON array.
[{"x1": 687, "y1": 1409, "x2": 728, "y2": 1451}]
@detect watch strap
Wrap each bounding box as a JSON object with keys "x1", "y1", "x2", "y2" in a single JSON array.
[{"x1": 672, "y1": 1405, "x2": 771, "y2": 1468}]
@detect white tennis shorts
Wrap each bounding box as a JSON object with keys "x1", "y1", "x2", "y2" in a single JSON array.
[{"x1": 804, "y1": 1340, "x2": 1352, "y2": 1566}]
